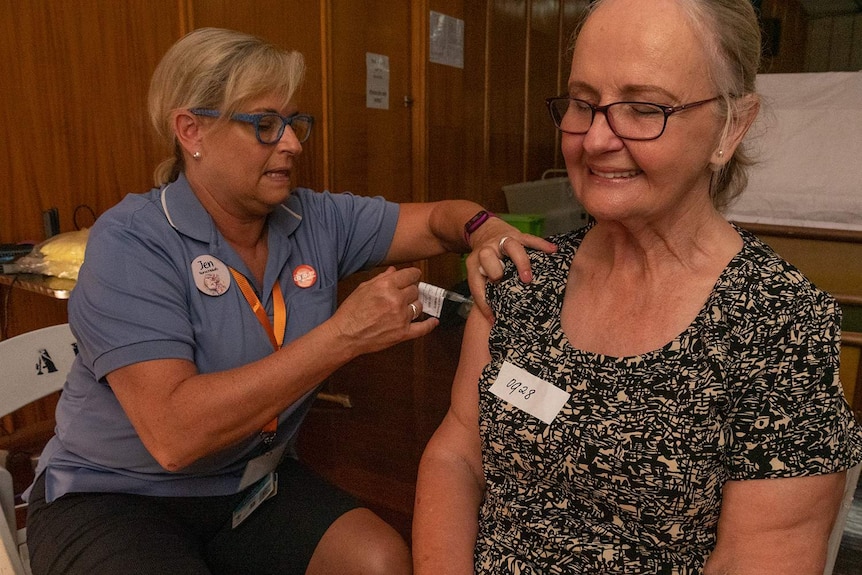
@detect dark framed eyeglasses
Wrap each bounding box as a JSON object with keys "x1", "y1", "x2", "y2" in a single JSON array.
[
  {"x1": 190, "y1": 108, "x2": 314, "y2": 144},
  {"x1": 545, "y1": 96, "x2": 719, "y2": 141}
]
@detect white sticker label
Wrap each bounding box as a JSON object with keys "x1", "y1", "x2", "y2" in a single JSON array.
[
  {"x1": 489, "y1": 361, "x2": 570, "y2": 425},
  {"x1": 418, "y1": 281, "x2": 445, "y2": 318}
]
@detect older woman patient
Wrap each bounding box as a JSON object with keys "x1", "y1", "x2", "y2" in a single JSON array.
[{"x1": 413, "y1": 0, "x2": 862, "y2": 573}]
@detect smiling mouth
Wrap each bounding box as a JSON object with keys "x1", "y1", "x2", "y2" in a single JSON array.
[
  {"x1": 265, "y1": 169, "x2": 291, "y2": 178},
  {"x1": 591, "y1": 168, "x2": 642, "y2": 179}
]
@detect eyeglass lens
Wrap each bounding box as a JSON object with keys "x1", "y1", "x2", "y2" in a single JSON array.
[
  {"x1": 256, "y1": 114, "x2": 312, "y2": 144},
  {"x1": 549, "y1": 99, "x2": 667, "y2": 140}
]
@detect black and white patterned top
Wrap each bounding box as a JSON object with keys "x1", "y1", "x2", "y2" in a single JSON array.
[{"x1": 476, "y1": 224, "x2": 862, "y2": 574}]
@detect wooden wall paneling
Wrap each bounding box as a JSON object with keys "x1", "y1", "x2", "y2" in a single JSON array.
[
  {"x1": 0, "y1": 0, "x2": 182, "y2": 244},
  {"x1": 853, "y1": 14, "x2": 862, "y2": 69},
  {"x1": 806, "y1": 17, "x2": 835, "y2": 71},
  {"x1": 560, "y1": 1, "x2": 589, "y2": 46},
  {"x1": 410, "y1": 1, "x2": 430, "y2": 207},
  {"x1": 543, "y1": 0, "x2": 590, "y2": 172},
  {"x1": 759, "y1": 0, "x2": 808, "y2": 73},
  {"x1": 486, "y1": 0, "x2": 528, "y2": 207},
  {"x1": 423, "y1": 0, "x2": 480, "y2": 289},
  {"x1": 190, "y1": 0, "x2": 327, "y2": 193},
  {"x1": 759, "y1": 3, "x2": 862, "y2": 73},
  {"x1": 460, "y1": 0, "x2": 490, "y2": 209},
  {"x1": 413, "y1": 4, "x2": 483, "y2": 522},
  {"x1": 524, "y1": 1, "x2": 565, "y2": 183},
  {"x1": 298, "y1": 338, "x2": 425, "y2": 536},
  {"x1": 829, "y1": 14, "x2": 858, "y2": 70},
  {"x1": 425, "y1": 0, "x2": 474, "y2": 205},
  {"x1": 319, "y1": 0, "x2": 414, "y2": 300},
  {"x1": 0, "y1": 0, "x2": 181, "y2": 470},
  {"x1": 840, "y1": 334, "x2": 861, "y2": 412}
]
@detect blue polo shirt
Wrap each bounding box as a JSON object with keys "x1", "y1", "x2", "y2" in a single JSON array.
[{"x1": 32, "y1": 173, "x2": 399, "y2": 502}]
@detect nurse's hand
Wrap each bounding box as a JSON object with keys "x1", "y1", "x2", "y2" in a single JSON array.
[{"x1": 331, "y1": 266, "x2": 437, "y2": 357}]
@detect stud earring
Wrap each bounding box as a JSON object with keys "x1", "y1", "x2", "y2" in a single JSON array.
[
  {"x1": 717, "y1": 150, "x2": 724, "y2": 158},
  {"x1": 193, "y1": 151, "x2": 202, "y2": 159}
]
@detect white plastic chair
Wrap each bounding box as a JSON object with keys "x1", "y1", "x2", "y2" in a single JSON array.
[
  {"x1": 824, "y1": 462, "x2": 862, "y2": 575},
  {"x1": 0, "y1": 324, "x2": 76, "y2": 575}
]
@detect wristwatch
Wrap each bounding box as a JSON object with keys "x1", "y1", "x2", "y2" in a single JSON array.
[{"x1": 463, "y1": 210, "x2": 496, "y2": 244}]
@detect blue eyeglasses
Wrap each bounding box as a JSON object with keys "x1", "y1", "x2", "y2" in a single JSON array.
[{"x1": 190, "y1": 108, "x2": 314, "y2": 144}]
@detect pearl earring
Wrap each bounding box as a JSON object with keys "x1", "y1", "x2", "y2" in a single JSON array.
[{"x1": 193, "y1": 151, "x2": 201, "y2": 159}]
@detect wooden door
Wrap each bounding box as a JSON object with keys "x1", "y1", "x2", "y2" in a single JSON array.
[{"x1": 325, "y1": 0, "x2": 413, "y2": 202}]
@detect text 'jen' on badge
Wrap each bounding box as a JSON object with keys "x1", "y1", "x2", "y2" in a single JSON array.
[
  {"x1": 191, "y1": 255, "x2": 231, "y2": 296},
  {"x1": 489, "y1": 361, "x2": 570, "y2": 425}
]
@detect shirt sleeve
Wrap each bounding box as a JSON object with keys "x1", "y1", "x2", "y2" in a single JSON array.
[
  {"x1": 69, "y1": 199, "x2": 196, "y2": 381},
  {"x1": 289, "y1": 189, "x2": 399, "y2": 279},
  {"x1": 723, "y1": 290, "x2": 862, "y2": 479}
]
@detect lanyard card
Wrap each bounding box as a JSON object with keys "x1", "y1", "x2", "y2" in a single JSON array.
[{"x1": 232, "y1": 471, "x2": 278, "y2": 529}]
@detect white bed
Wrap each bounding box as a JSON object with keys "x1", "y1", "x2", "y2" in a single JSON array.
[{"x1": 724, "y1": 71, "x2": 862, "y2": 232}]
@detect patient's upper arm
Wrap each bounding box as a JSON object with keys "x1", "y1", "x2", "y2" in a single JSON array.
[{"x1": 704, "y1": 471, "x2": 847, "y2": 575}]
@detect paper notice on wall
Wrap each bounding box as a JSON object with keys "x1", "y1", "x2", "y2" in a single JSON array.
[
  {"x1": 366, "y1": 53, "x2": 390, "y2": 110},
  {"x1": 429, "y1": 11, "x2": 464, "y2": 69}
]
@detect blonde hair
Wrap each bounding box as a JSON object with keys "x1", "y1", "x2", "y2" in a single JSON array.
[
  {"x1": 570, "y1": 0, "x2": 762, "y2": 209},
  {"x1": 148, "y1": 27, "x2": 306, "y2": 185}
]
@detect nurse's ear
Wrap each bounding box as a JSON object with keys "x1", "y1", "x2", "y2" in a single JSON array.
[{"x1": 173, "y1": 109, "x2": 204, "y2": 161}]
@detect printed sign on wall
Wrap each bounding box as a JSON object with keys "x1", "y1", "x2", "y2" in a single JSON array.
[
  {"x1": 429, "y1": 11, "x2": 464, "y2": 69},
  {"x1": 366, "y1": 53, "x2": 390, "y2": 109}
]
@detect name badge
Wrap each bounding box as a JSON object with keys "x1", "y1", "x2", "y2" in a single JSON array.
[
  {"x1": 489, "y1": 361, "x2": 570, "y2": 424},
  {"x1": 232, "y1": 471, "x2": 278, "y2": 529},
  {"x1": 191, "y1": 255, "x2": 231, "y2": 296},
  {"x1": 238, "y1": 442, "x2": 287, "y2": 491}
]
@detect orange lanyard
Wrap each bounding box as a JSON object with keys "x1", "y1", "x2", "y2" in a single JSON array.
[{"x1": 229, "y1": 268, "x2": 285, "y2": 438}]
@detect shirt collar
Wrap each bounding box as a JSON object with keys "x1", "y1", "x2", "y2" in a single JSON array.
[{"x1": 159, "y1": 172, "x2": 304, "y2": 242}]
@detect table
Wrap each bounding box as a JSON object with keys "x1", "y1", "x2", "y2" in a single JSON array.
[{"x1": 0, "y1": 274, "x2": 75, "y2": 300}]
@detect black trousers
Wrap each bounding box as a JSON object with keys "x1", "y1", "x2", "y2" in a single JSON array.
[{"x1": 26, "y1": 457, "x2": 359, "y2": 575}]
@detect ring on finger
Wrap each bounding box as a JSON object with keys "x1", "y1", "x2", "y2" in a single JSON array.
[
  {"x1": 498, "y1": 236, "x2": 511, "y2": 254},
  {"x1": 409, "y1": 303, "x2": 419, "y2": 321}
]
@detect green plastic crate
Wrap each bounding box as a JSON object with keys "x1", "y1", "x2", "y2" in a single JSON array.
[{"x1": 498, "y1": 213, "x2": 545, "y2": 237}]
